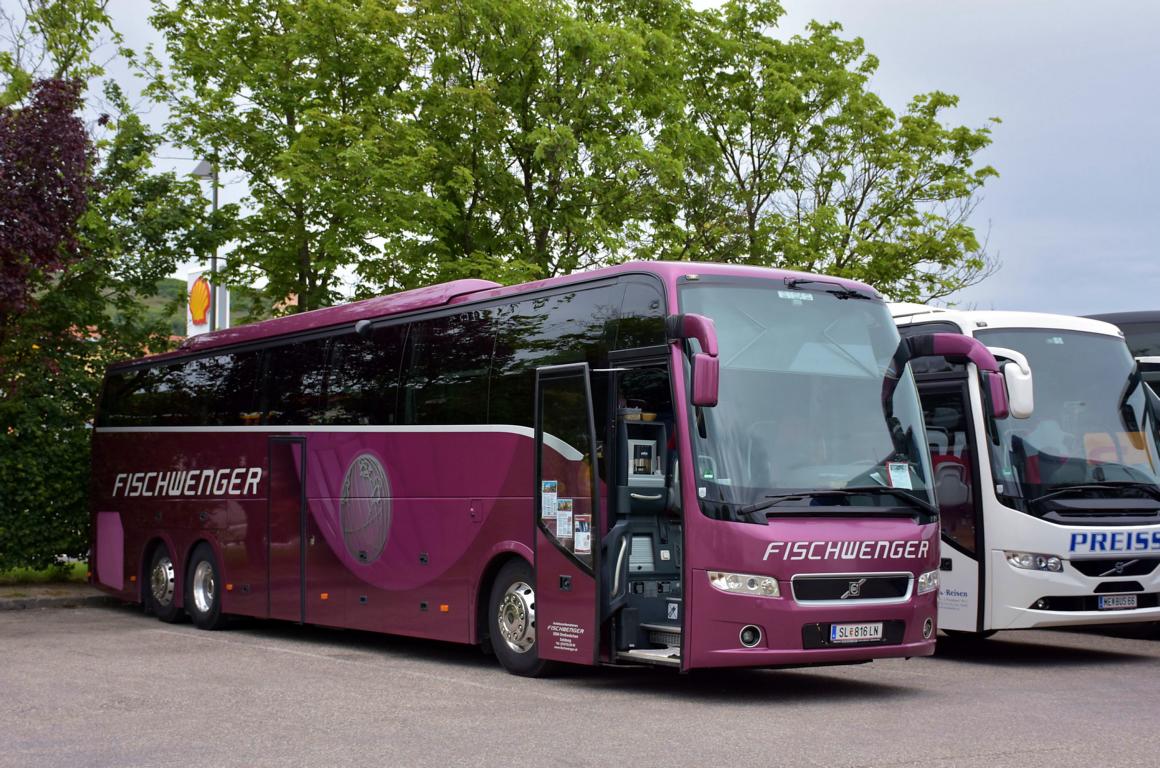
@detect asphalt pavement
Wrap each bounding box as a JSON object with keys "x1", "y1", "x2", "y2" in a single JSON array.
[{"x1": 1, "y1": 604, "x2": 1157, "y2": 768}]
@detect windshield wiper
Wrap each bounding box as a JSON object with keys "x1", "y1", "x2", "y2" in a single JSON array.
[
  {"x1": 740, "y1": 487, "x2": 935, "y2": 517},
  {"x1": 1029, "y1": 482, "x2": 1160, "y2": 504},
  {"x1": 783, "y1": 277, "x2": 875, "y2": 301},
  {"x1": 842, "y1": 486, "x2": 938, "y2": 514}
]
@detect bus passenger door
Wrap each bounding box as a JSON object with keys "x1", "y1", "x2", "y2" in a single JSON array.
[
  {"x1": 268, "y1": 436, "x2": 306, "y2": 623},
  {"x1": 534, "y1": 364, "x2": 601, "y2": 665},
  {"x1": 919, "y1": 381, "x2": 984, "y2": 632}
]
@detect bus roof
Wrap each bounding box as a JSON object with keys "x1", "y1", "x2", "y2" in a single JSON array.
[
  {"x1": 113, "y1": 261, "x2": 881, "y2": 370},
  {"x1": 888, "y1": 304, "x2": 1125, "y2": 339},
  {"x1": 1086, "y1": 310, "x2": 1160, "y2": 325}
]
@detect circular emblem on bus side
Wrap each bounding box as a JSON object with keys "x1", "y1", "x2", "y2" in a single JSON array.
[{"x1": 340, "y1": 453, "x2": 392, "y2": 565}]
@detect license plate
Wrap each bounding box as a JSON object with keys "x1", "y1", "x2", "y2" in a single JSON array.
[
  {"x1": 830, "y1": 622, "x2": 884, "y2": 643},
  {"x1": 1098, "y1": 594, "x2": 1138, "y2": 610}
]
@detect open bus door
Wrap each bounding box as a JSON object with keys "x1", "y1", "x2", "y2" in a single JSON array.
[
  {"x1": 916, "y1": 379, "x2": 986, "y2": 632},
  {"x1": 534, "y1": 364, "x2": 601, "y2": 665}
]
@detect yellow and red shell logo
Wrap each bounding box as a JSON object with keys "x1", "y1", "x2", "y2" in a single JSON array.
[{"x1": 189, "y1": 276, "x2": 211, "y2": 326}]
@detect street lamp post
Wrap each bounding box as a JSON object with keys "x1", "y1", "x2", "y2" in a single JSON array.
[{"x1": 192, "y1": 158, "x2": 220, "y2": 331}]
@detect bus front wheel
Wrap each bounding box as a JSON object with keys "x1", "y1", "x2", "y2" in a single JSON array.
[
  {"x1": 146, "y1": 544, "x2": 183, "y2": 623},
  {"x1": 185, "y1": 543, "x2": 226, "y2": 631},
  {"x1": 489, "y1": 559, "x2": 551, "y2": 677}
]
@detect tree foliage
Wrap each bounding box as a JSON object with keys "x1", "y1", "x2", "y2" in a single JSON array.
[
  {"x1": 148, "y1": 0, "x2": 997, "y2": 306},
  {"x1": 0, "y1": 77, "x2": 89, "y2": 322},
  {"x1": 1, "y1": 1, "x2": 214, "y2": 569},
  {"x1": 147, "y1": 0, "x2": 419, "y2": 312}
]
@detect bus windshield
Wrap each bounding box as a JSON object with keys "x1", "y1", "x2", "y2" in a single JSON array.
[
  {"x1": 680, "y1": 279, "x2": 935, "y2": 523},
  {"x1": 975, "y1": 328, "x2": 1160, "y2": 502}
]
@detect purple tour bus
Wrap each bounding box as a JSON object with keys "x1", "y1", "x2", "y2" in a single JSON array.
[{"x1": 89, "y1": 261, "x2": 1008, "y2": 675}]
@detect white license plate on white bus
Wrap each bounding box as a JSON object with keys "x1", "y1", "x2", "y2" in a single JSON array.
[
  {"x1": 1098, "y1": 594, "x2": 1138, "y2": 610},
  {"x1": 830, "y1": 622, "x2": 884, "y2": 643}
]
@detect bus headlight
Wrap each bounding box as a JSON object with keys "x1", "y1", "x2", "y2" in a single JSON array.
[
  {"x1": 1006, "y1": 551, "x2": 1063, "y2": 572},
  {"x1": 917, "y1": 569, "x2": 939, "y2": 594},
  {"x1": 708, "y1": 571, "x2": 780, "y2": 598}
]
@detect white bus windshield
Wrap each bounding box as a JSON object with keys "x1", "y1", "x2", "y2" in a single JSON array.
[
  {"x1": 680, "y1": 280, "x2": 935, "y2": 522},
  {"x1": 976, "y1": 328, "x2": 1160, "y2": 502}
]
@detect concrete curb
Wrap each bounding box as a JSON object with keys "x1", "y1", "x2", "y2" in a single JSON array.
[{"x1": 0, "y1": 588, "x2": 120, "y2": 612}]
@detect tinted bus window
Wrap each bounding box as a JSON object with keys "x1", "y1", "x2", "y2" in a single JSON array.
[
  {"x1": 261, "y1": 338, "x2": 330, "y2": 425},
  {"x1": 491, "y1": 285, "x2": 619, "y2": 427},
  {"x1": 169, "y1": 352, "x2": 261, "y2": 426},
  {"x1": 1121, "y1": 322, "x2": 1160, "y2": 357},
  {"x1": 328, "y1": 326, "x2": 407, "y2": 425},
  {"x1": 99, "y1": 366, "x2": 163, "y2": 426},
  {"x1": 616, "y1": 281, "x2": 666, "y2": 349},
  {"x1": 401, "y1": 311, "x2": 494, "y2": 425}
]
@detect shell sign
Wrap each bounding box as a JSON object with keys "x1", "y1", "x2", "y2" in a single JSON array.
[
  {"x1": 185, "y1": 270, "x2": 227, "y2": 337},
  {"x1": 189, "y1": 276, "x2": 211, "y2": 325}
]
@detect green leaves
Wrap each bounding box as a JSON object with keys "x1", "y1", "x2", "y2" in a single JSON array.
[{"x1": 662, "y1": 5, "x2": 998, "y2": 300}]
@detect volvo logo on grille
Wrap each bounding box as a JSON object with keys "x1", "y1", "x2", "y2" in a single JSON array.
[
  {"x1": 841, "y1": 578, "x2": 868, "y2": 599},
  {"x1": 1100, "y1": 559, "x2": 1137, "y2": 577}
]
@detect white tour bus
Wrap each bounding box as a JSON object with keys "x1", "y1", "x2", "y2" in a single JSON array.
[{"x1": 892, "y1": 305, "x2": 1160, "y2": 636}]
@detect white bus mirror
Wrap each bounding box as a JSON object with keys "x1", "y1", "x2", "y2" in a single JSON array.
[
  {"x1": 1002, "y1": 362, "x2": 1034, "y2": 419},
  {"x1": 987, "y1": 346, "x2": 1033, "y2": 420}
]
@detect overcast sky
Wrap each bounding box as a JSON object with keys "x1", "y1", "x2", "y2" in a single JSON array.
[
  {"x1": 777, "y1": 0, "x2": 1160, "y2": 314},
  {"x1": 9, "y1": 0, "x2": 1159, "y2": 314}
]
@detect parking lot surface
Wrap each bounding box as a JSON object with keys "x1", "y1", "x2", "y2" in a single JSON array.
[{"x1": 1, "y1": 604, "x2": 1157, "y2": 768}]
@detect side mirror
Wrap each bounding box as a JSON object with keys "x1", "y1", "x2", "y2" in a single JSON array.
[
  {"x1": 987, "y1": 346, "x2": 1033, "y2": 419},
  {"x1": 667, "y1": 313, "x2": 720, "y2": 407},
  {"x1": 692, "y1": 353, "x2": 719, "y2": 407},
  {"x1": 906, "y1": 332, "x2": 1010, "y2": 419}
]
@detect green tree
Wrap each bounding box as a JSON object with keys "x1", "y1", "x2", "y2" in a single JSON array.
[
  {"x1": 0, "y1": 0, "x2": 213, "y2": 569},
  {"x1": 658, "y1": 0, "x2": 997, "y2": 301},
  {"x1": 146, "y1": 0, "x2": 420, "y2": 313},
  {"x1": 373, "y1": 0, "x2": 683, "y2": 291}
]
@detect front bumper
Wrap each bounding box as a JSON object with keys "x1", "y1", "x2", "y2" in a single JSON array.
[
  {"x1": 989, "y1": 549, "x2": 1160, "y2": 630},
  {"x1": 684, "y1": 568, "x2": 937, "y2": 669}
]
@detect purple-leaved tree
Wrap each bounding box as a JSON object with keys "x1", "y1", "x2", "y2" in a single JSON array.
[{"x1": 0, "y1": 78, "x2": 90, "y2": 330}]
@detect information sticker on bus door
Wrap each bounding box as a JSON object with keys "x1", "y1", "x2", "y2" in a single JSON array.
[{"x1": 886, "y1": 463, "x2": 913, "y2": 490}]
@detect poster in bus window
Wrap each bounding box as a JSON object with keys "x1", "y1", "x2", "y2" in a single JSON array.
[
  {"x1": 541, "y1": 480, "x2": 558, "y2": 520},
  {"x1": 574, "y1": 514, "x2": 591, "y2": 554},
  {"x1": 556, "y1": 498, "x2": 573, "y2": 540}
]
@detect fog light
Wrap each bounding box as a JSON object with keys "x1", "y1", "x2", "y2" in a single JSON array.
[
  {"x1": 739, "y1": 625, "x2": 763, "y2": 648},
  {"x1": 922, "y1": 618, "x2": 934, "y2": 639},
  {"x1": 1035, "y1": 598, "x2": 1048, "y2": 609}
]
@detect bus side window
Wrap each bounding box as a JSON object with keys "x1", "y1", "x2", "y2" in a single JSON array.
[
  {"x1": 260, "y1": 339, "x2": 330, "y2": 425},
  {"x1": 616, "y1": 281, "x2": 666, "y2": 350},
  {"x1": 401, "y1": 312, "x2": 494, "y2": 425},
  {"x1": 328, "y1": 326, "x2": 406, "y2": 425},
  {"x1": 490, "y1": 287, "x2": 619, "y2": 428}
]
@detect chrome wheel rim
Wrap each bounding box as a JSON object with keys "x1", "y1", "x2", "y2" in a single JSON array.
[
  {"x1": 192, "y1": 560, "x2": 216, "y2": 614},
  {"x1": 497, "y1": 580, "x2": 536, "y2": 654},
  {"x1": 150, "y1": 555, "x2": 175, "y2": 607}
]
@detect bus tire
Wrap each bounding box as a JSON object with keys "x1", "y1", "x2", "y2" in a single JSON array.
[
  {"x1": 146, "y1": 544, "x2": 183, "y2": 623},
  {"x1": 185, "y1": 543, "x2": 226, "y2": 631},
  {"x1": 489, "y1": 559, "x2": 551, "y2": 677}
]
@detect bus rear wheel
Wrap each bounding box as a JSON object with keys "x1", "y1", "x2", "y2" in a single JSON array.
[
  {"x1": 489, "y1": 560, "x2": 551, "y2": 677},
  {"x1": 146, "y1": 545, "x2": 183, "y2": 623},
  {"x1": 186, "y1": 543, "x2": 226, "y2": 631}
]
